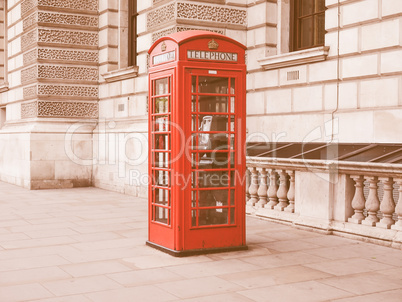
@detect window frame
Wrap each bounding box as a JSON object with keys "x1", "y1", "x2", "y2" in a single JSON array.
[
  {"x1": 290, "y1": 0, "x2": 326, "y2": 52},
  {"x1": 128, "y1": 0, "x2": 137, "y2": 67}
]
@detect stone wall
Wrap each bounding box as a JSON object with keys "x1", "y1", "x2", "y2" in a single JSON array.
[{"x1": 246, "y1": 0, "x2": 402, "y2": 144}]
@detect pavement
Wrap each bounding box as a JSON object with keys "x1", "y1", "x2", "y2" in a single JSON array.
[{"x1": 0, "y1": 181, "x2": 401, "y2": 302}]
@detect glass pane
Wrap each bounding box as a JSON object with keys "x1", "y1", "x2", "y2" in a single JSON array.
[
  {"x1": 153, "y1": 188, "x2": 169, "y2": 205},
  {"x1": 230, "y1": 78, "x2": 235, "y2": 94},
  {"x1": 198, "y1": 96, "x2": 228, "y2": 113},
  {"x1": 154, "y1": 116, "x2": 169, "y2": 132},
  {"x1": 192, "y1": 76, "x2": 197, "y2": 93},
  {"x1": 301, "y1": 0, "x2": 314, "y2": 16},
  {"x1": 198, "y1": 76, "x2": 228, "y2": 94},
  {"x1": 199, "y1": 208, "x2": 228, "y2": 226},
  {"x1": 154, "y1": 134, "x2": 169, "y2": 150},
  {"x1": 315, "y1": 0, "x2": 325, "y2": 12},
  {"x1": 154, "y1": 206, "x2": 170, "y2": 224},
  {"x1": 197, "y1": 170, "x2": 229, "y2": 188},
  {"x1": 155, "y1": 78, "x2": 169, "y2": 95},
  {"x1": 197, "y1": 133, "x2": 228, "y2": 152},
  {"x1": 191, "y1": 95, "x2": 196, "y2": 112},
  {"x1": 198, "y1": 189, "x2": 228, "y2": 207},
  {"x1": 315, "y1": 13, "x2": 325, "y2": 45},
  {"x1": 153, "y1": 152, "x2": 169, "y2": 168},
  {"x1": 300, "y1": 17, "x2": 314, "y2": 49},
  {"x1": 230, "y1": 190, "x2": 235, "y2": 206},
  {"x1": 230, "y1": 207, "x2": 235, "y2": 224},
  {"x1": 155, "y1": 97, "x2": 169, "y2": 113},
  {"x1": 153, "y1": 170, "x2": 170, "y2": 187},
  {"x1": 230, "y1": 97, "x2": 235, "y2": 113},
  {"x1": 198, "y1": 115, "x2": 228, "y2": 132},
  {"x1": 191, "y1": 210, "x2": 197, "y2": 226}
]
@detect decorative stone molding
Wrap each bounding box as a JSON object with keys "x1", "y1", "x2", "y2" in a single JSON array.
[
  {"x1": 24, "y1": 12, "x2": 98, "y2": 31},
  {"x1": 38, "y1": 12, "x2": 98, "y2": 27},
  {"x1": 152, "y1": 26, "x2": 224, "y2": 43},
  {"x1": 147, "y1": 3, "x2": 175, "y2": 29},
  {"x1": 21, "y1": 0, "x2": 36, "y2": 17},
  {"x1": 147, "y1": 2, "x2": 246, "y2": 30},
  {"x1": 37, "y1": 84, "x2": 98, "y2": 98},
  {"x1": 22, "y1": 0, "x2": 98, "y2": 14},
  {"x1": 38, "y1": 29, "x2": 98, "y2": 47},
  {"x1": 23, "y1": 12, "x2": 37, "y2": 30},
  {"x1": 258, "y1": 46, "x2": 330, "y2": 70},
  {"x1": 152, "y1": 27, "x2": 176, "y2": 43},
  {"x1": 37, "y1": 48, "x2": 99, "y2": 63},
  {"x1": 176, "y1": 2, "x2": 246, "y2": 26},
  {"x1": 21, "y1": 101, "x2": 38, "y2": 118},
  {"x1": 21, "y1": 66, "x2": 38, "y2": 84},
  {"x1": 23, "y1": 49, "x2": 37, "y2": 66},
  {"x1": 37, "y1": 101, "x2": 98, "y2": 118},
  {"x1": 23, "y1": 85, "x2": 37, "y2": 99},
  {"x1": 37, "y1": 65, "x2": 98, "y2": 81},
  {"x1": 21, "y1": 30, "x2": 37, "y2": 51}
]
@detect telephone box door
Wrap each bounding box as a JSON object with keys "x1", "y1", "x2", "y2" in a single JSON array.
[
  {"x1": 184, "y1": 68, "x2": 246, "y2": 250},
  {"x1": 148, "y1": 69, "x2": 176, "y2": 249}
]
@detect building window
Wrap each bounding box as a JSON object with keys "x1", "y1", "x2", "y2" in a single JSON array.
[
  {"x1": 291, "y1": 0, "x2": 326, "y2": 51},
  {"x1": 128, "y1": 0, "x2": 137, "y2": 66}
]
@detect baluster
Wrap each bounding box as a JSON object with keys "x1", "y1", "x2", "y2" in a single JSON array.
[
  {"x1": 245, "y1": 167, "x2": 250, "y2": 202},
  {"x1": 265, "y1": 169, "x2": 278, "y2": 209},
  {"x1": 247, "y1": 167, "x2": 259, "y2": 206},
  {"x1": 348, "y1": 175, "x2": 366, "y2": 224},
  {"x1": 285, "y1": 170, "x2": 295, "y2": 213},
  {"x1": 377, "y1": 177, "x2": 396, "y2": 229},
  {"x1": 257, "y1": 168, "x2": 268, "y2": 207},
  {"x1": 392, "y1": 179, "x2": 402, "y2": 230},
  {"x1": 274, "y1": 170, "x2": 289, "y2": 211},
  {"x1": 362, "y1": 176, "x2": 380, "y2": 227}
]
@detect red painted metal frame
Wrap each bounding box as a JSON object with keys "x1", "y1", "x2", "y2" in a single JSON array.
[{"x1": 147, "y1": 31, "x2": 246, "y2": 255}]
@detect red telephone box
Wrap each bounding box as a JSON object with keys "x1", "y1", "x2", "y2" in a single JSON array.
[{"x1": 147, "y1": 30, "x2": 247, "y2": 256}]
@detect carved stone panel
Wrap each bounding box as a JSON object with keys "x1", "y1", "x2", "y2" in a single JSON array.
[
  {"x1": 37, "y1": 101, "x2": 98, "y2": 118},
  {"x1": 22, "y1": 0, "x2": 98, "y2": 16},
  {"x1": 21, "y1": 66, "x2": 38, "y2": 84},
  {"x1": 23, "y1": 49, "x2": 38, "y2": 66},
  {"x1": 21, "y1": 30, "x2": 38, "y2": 51},
  {"x1": 23, "y1": 85, "x2": 37, "y2": 99},
  {"x1": 21, "y1": 101, "x2": 38, "y2": 118},
  {"x1": 38, "y1": 29, "x2": 98, "y2": 46},
  {"x1": 37, "y1": 84, "x2": 98, "y2": 98},
  {"x1": 147, "y1": 3, "x2": 175, "y2": 29},
  {"x1": 176, "y1": 2, "x2": 247, "y2": 26},
  {"x1": 37, "y1": 48, "x2": 99, "y2": 63},
  {"x1": 23, "y1": 11, "x2": 99, "y2": 31},
  {"x1": 152, "y1": 26, "x2": 225, "y2": 43},
  {"x1": 37, "y1": 65, "x2": 98, "y2": 81}
]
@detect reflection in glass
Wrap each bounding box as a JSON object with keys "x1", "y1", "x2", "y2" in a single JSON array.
[
  {"x1": 153, "y1": 170, "x2": 170, "y2": 187},
  {"x1": 198, "y1": 208, "x2": 228, "y2": 226},
  {"x1": 198, "y1": 96, "x2": 228, "y2": 112},
  {"x1": 153, "y1": 152, "x2": 169, "y2": 168},
  {"x1": 300, "y1": 17, "x2": 313, "y2": 49},
  {"x1": 154, "y1": 134, "x2": 169, "y2": 150},
  {"x1": 198, "y1": 189, "x2": 228, "y2": 207},
  {"x1": 153, "y1": 188, "x2": 169, "y2": 204},
  {"x1": 155, "y1": 97, "x2": 169, "y2": 113},
  {"x1": 154, "y1": 206, "x2": 169, "y2": 224},
  {"x1": 155, "y1": 78, "x2": 169, "y2": 95},
  {"x1": 230, "y1": 207, "x2": 235, "y2": 224},
  {"x1": 198, "y1": 77, "x2": 228, "y2": 94}
]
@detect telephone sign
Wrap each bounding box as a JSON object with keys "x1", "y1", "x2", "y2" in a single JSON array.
[{"x1": 147, "y1": 30, "x2": 247, "y2": 256}]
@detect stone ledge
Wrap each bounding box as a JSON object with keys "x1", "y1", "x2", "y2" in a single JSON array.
[
  {"x1": 102, "y1": 66, "x2": 139, "y2": 83},
  {"x1": 258, "y1": 46, "x2": 330, "y2": 70}
]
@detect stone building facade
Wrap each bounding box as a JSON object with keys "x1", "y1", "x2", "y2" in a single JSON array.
[{"x1": 0, "y1": 0, "x2": 401, "y2": 200}]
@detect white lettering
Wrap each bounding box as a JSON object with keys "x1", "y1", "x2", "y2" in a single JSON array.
[{"x1": 187, "y1": 50, "x2": 238, "y2": 62}]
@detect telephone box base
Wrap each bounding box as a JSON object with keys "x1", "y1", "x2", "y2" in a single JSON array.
[{"x1": 146, "y1": 241, "x2": 248, "y2": 257}]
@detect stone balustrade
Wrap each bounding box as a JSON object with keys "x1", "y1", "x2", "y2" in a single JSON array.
[{"x1": 246, "y1": 156, "x2": 402, "y2": 248}]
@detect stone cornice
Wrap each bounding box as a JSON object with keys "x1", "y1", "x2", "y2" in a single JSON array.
[
  {"x1": 101, "y1": 66, "x2": 139, "y2": 83},
  {"x1": 258, "y1": 46, "x2": 330, "y2": 70}
]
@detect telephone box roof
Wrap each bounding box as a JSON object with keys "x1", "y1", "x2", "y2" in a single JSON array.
[{"x1": 148, "y1": 30, "x2": 246, "y2": 54}]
